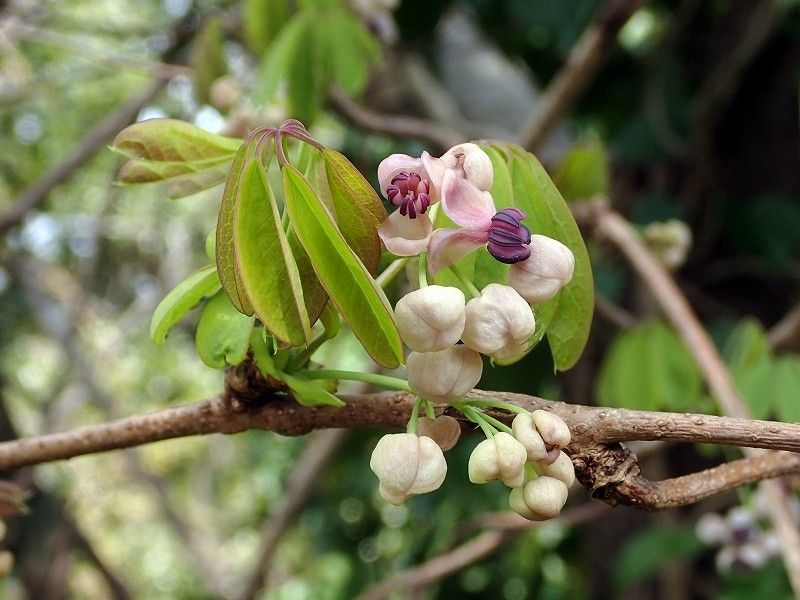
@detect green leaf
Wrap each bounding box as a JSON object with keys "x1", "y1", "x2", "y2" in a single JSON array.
[
  {"x1": 613, "y1": 525, "x2": 703, "y2": 591},
  {"x1": 150, "y1": 265, "x2": 221, "y2": 344},
  {"x1": 282, "y1": 165, "x2": 403, "y2": 368},
  {"x1": 166, "y1": 162, "x2": 232, "y2": 198},
  {"x1": 286, "y1": 24, "x2": 320, "y2": 124},
  {"x1": 553, "y1": 142, "x2": 610, "y2": 202},
  {"x1": 190, "y1": 18, "x2": 228, "y2": 105},
  {"x1": 328, "y1": 10, "x2": 380, "y2": 96},
  {"x1": 257, "y1": 13, "x2": 311, "y2": 101},
  {"x1": 283, "y1": 373, "x2": 344, "y2": 407},
  {"x1": 233, "y1": 158, "x2": 312, "y2": 346},
  {"x1": 195, "y1": 291, "x2": 255, "y2": 369},
  {"x1": 243, "y1": 0, "x2": 290, "y2": 54},
  {"x1": 322, "y1": 148, "x2": 387, "y2": 273},
  {"x1": 724, "y1": 318, "x2": 770, "y2": 371},
  {"x1": 216, "y1": 141, "x2": 256, "y2": 315},
  {"x1": 112, "y1": 119, "x2": 241, "y2": 162},
  {"x1": 597, "y1": 319, "x2": 703, "y2": 411},
  {"x1": 117, "y1": 156, "x2": 233, "y2": 184}
]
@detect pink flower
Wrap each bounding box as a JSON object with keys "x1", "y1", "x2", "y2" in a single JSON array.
[
  {"x1": 376, "y1": 144, "x2": 494, "y2": 257},
  {"x1": 427, "y1": 172, "x2": 532, "y2": 274}
]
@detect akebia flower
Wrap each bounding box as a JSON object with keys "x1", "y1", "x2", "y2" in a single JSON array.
[
  {"x1": 468, "y1": 432, "x2": 528, "y2": 488},
  {"x1": 376, "y1": 144, "x2": 494, "y2": 257},
  {"x1": 508, "y1": 476, "x2": 569, "y2": 521},
  {"x1": 407, "y1": 345, "x2": 483, "y2": 403},
  {"x1": 370, "y1": 433, "x2": 447, "y2": 504},
  {"x1": 461, "y1": 284, "x2": 535, "y2": 357},
  {"x1": 507, "y1": 234, "x2": 575, "y2": 303},
  {"x1": 417, "y1": 415, "x2": 461, "y2": 451},
  {"x1": 394, "y1": 285, "x2": 466, "y2": 352}
]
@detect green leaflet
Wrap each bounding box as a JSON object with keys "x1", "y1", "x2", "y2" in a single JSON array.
[
  {"x1": 283, "y1": 373, "x2": 344, "y2": 407},
  {"x1": 282, "y1": 165, "x2": 403, "y2": 368},
  {"x1": 257, "y1": 13, "x2": 311, "y2": 102},
  {"x1": 596, "y1": 319, "x2": 703, "y2": 412},
  {"x1": 479, "y1": 142, "x2": 594, "y2": 370},
  {"x1": 322, "y1": 148, "x2": 387, "y2": 273},
  {"x1": 216, "y1": 141, "x2": 256, "y2": 315},
  {"x1": 243, "y1": 0, "x2": 289, "y2": 54},
  {"x1": 190, "y1": 18, "x2": 228, "y2": 105},
  {"x1": 150, "y1": 265, "x2": 221, "y2": 344},
  {"x1": 553, "y1": 142, "x2": 610, "y2": 202},
  {"x1": 233, "y1": 159, "x2": 312, "y2": 346},
  {"x1": 328, "y1": 10, "x2": 380, "y2": 96},
  {"x1": 117, "y1": 156, "x2": 233, "y2": 184},
  {"x1": 195, "y1": 291, "x2": 255, "y2": 369},
  {"x1": 112, "y1": 119, "x2": 241, "y2": 162}
]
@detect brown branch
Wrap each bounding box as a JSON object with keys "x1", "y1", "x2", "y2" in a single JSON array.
[
  {"x1": 519, "y1": 0, "x2": 643, "y2": 151},
  {"x1": 241, "y1": 429, "x2": 347, "y2": 600},
  {"x1": 328, "y1": 87, "x2": 464, "y2": 153},
  {"x1": 579, "y1": 198, "x2": 800, "y2": 595},
  {"x1": 1, "y1": 389, "x2": 800, "y2": 471},
  {"x1": 768, "y1": 300, "x2": 800, "y2": 351},
  {"x1": 356, "y1": 502, "x2": 607, "y2": 600}
]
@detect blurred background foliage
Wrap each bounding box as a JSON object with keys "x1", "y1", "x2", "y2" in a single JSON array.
[{"x1": 0, "y1": 0, "x2": 798, "y2": 598}]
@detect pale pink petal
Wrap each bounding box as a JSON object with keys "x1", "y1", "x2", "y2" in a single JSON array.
[
  {"x1": 378, "y1": 211, "x2": 433, "y2": 256},
  {"x1": 428, "y1": 228, "x2": 489, "y2": 274},
  {"x1": 440, "y1": 170, "x2": 496, "y2": 230},
  {"x1": 378, "y1": 154, "x2": 426, "y2": 198},
  {"x1": 421, "y1": 151, "x2": 447, "y2": 198}
]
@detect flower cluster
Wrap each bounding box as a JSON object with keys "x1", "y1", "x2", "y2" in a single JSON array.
[{"x1": 368, "y1": 143, "x2": 576, "y2": 519}]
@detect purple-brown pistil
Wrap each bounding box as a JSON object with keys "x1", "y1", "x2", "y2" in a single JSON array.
[
  {"x1": 487, "y1": 207, "x2": 531, "y2": 264},
  {"x1": 386, "y1": 172, "x2": 431, "y2": 219}
]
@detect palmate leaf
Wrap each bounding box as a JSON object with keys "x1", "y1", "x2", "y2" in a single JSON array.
[
  {"x1": 233, "y1": 159, "x2": 312, "y2": 346},
  {"x1": 282, "y1": 165, "x2": 403, "y2": 368},
  {"x1": 150, "y1": 265, "x2": 221, "y2": 344},
  {"x1": 480, "y1": 143, "x2": 594, "y2": 370}
]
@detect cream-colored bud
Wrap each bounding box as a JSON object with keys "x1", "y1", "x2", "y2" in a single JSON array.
[
  {"x1": 643, "y1": 219, "x2": 692, "y2": 269},
  {"x1": 417, "y1": 415, "x2": 461, "y2": 451},
  {"x1": 468, "y1": 432, "x2": 528, "y2": 488},
  {"x1": 0, "y1": 551, "x2": 13, "y2": 578},
  {"x1": 511, "y1": 412, "x2": 548, "y2": 462},
  {"x1": 450, "y1": 143, "x2": 493, "y2": 191},
  {"x1": 407, "y1": 346, "x2": 483, "y2": 403},
  {"x1": 370, "y1": 433, "x2": 447, "y2": 504},
  {"x1": 509, "y1": 476, "x2": 568, "y2": 521},
  {"x1": 209, "y1": 75, "x2": 241, "y2": 111},
  {"x1": 531, "y1": 410, "x2": 571, "y2": 448},
  {"x1": 508, "y1": 235, "x2": 575, "y2": 303},
  {"x1": 461, "y1": 284, "x2": 535, "y2": 357},
  {"x1": 395, "y1": 286, "x2": 466, "y2": 352},
  {"x1": 535, "y1": 451, "x2": 575, "y2": 488}
]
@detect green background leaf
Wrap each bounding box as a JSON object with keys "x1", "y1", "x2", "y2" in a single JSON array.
[{"x1": 150, "y1": 265, "x2": 221, "y2": 344}]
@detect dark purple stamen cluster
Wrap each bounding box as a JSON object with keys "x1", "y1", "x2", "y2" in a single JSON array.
[
  {"x1": 487, "y1": 207, "x2": 532, "y2": 264},
  {"x1": 386, "y1": 172, "x2": 431, "y2": 219}
]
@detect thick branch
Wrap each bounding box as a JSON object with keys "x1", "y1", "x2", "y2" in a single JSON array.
[{"x1": 519, "y1": 0, "x2": 643, "y2": 151}]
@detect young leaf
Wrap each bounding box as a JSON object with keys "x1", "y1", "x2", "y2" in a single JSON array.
[
  {"x1": 216, "y1": 141, "x2": 256, "y2": 315},
  {"x1": 150, "y1": 265, "x2": 221, "y2": 344},
  {"x1": 112, "y1": 119, "x2": 241, "y2": 162},
  {"x1": 233, "y1": 158, "x2": 312, "y2": 346},
  {"x1": 328, "y1": 10, "x2": 380, "y2": 96},
  {"x1": 596, "y1": 319, "x2": 703, "y2": 412},
  {"x1": 507, "y1": 146, "x2": 594, "y2": 371},
  {"x1": 257, "y1": 13, "x2": 311, "y2": 101},
  {"x1": 286, "y1": 25, "x2": 320, "y2": 124},
  {"x1": 195, "y1": 291, "x2": 255, "y2": 369},
  {"x1": 243, "y1": 0, "x2": 290, "y2": 54},
  {"x1": 283, "y1": 373, "x2": 345, "y2": 407},
  {"x1": 282, "y1": 165, "x2": 403, "y2": 368},
  {"x1": 322, "y1": 148, "x2": 387, "y2": 273}
]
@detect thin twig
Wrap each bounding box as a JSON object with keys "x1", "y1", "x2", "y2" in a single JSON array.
[
  {"x1": 595, "y1": 293, "x2": 636, "y2": 329},
  {"x1": 768, "y1": 300, "x2": 800, "y2": 351},
  {"x1": 241, "y1": 429, "x2": 348, "y2": 600},
  {"x1": 581, "y1": 199, "x2": 800, "y2": 595},
  {"x1": 328, "y1": 87, "x2": 463, "y2": 152},
  {"x1": 356, "y1": 502, "x2": 607, "y2": 600},
  {"x1": 519, "y1": 0, "x2": 643, "y2": 151}
]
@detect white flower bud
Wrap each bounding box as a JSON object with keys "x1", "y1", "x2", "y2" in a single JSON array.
[
  {"x1": 535, "y1": 451, "x2": 575, "y2": 488},
  {"x1": 447, "y1": 143, "x2": 494, "y2": 192},
  {"x1": 531, "y1": 410, "x2": 571, "y2": 449},
  {"x1": 461, "y1": 284, "x2": 535, "y2": 357},
  {"x1": 407, "y1": 346, "x2": 483, "y2": 403},
  {"x1": 509, "y1": 476, "x2": 569, "y2": 521},
  {"x1": 511, "y1": 412, "x2": 549, "y2": 462},
  {"x1": 369, "y1": 433, "x2": 447, "y2": 505},
  {"x1": 696, "y1": 513, "x2": 732, "y2": 545},
  {"x1": 738, "y1": 543, "x2": 770, "y2": 570},
  {"x1": 508, "y1": 235, "x2": 575, "y2": 303},
  {"x1": 468, "y1": 432, "x2": 528, "y2": 488},
  {"x1": 417, "y1": 415, "x2": 461, "y2": 451},
  {"x1": 395, "y1": 286, "x2": 466, "y2": 352},
  {"x1": 643, "y1": 219, "x2": 692, "y2": 269}
]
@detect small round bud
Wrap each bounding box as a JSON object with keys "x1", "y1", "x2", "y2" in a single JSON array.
[
  {"x1": 407, "y1": 346, "x2": 483, "y2": 403},
  {"x1": 643, "y1": 219, "x2": 692, "y2": 269},
  {"x1": 508, "y1": 235, "x2": 575, "y2": 303},
  {"x1": 448, "y1": 143, "x2": 494, "y2": 192},
  {"x1": 696, "y1": 513, "x2": 732, "y2": 545},
  {"x1": 468, "y1": 432, "x2": 528, "y2": 488},
  {"x1": 461, "y1": 284, "x2": 535, "y2": 357},
  {"x1": 0, "y1": 550, "x2": 13, "y2": 577},
  {"x1": 417, "y1": 415, "x2": 461, "y2": 451},
  {"x1": 370, "y1": 433, "x2": 447, "y2": 505},
  {"x1": 535, "y1": 451, "x2": 575, "y2": 488},
  {"x1": 509, "y1": 476, "x2": 569, "y2": 521},
  {"x1": 209, "y1": 75, "x2": 242, "y2": 111},
  {"x1": 532, "y1": 410, "x2": 571, "y2": 449},
  {"x1": 738, "y1": 542, "x2": 770, "y2": 570},
  {"x1": 511, "y1": 412, "x2": 548, "y2": 462},
  {"x1": 395, "y1": 286, "x2": 466, "y2": 352}
]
